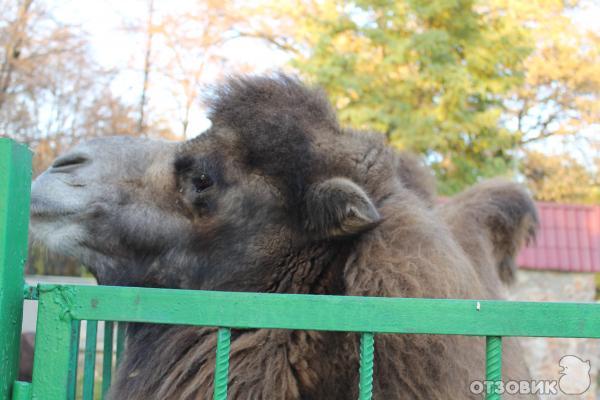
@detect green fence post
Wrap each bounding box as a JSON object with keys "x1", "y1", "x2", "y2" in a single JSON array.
[
  {"x1": 358, "y1": 332, "x2": 375, "y2": 400},
  {"x1": 116, "y1": 322, "x2": 126, "y2": 366},
  {"x1": 11, "y1": 381, "x2": 32, "y2": 400},
  {"x1": 0, "y1": 138, "x2": 32, "y2": 400},
  {"x1": 67, "y1": 320, "x2": 81, "y2": 400},
  {"x1": 31, "y1": 286, "x2": 75, "y2": 400},
  {"x1": 485, "y1": 336, "x2": 503, "y2": 400},
  {"x1": 83, "y1": 320, "x2": 98, "y2": 400},
  {"x1": 213, "y1": 328, "x2": 231, "y2": 400},
  {"x1": 102, "y1": 321, "x2": 114, "y2": 399}
]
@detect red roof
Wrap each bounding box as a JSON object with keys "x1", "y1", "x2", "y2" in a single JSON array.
[{"x1": 518, "y1": 202, "x2": 600, "y2": 272}]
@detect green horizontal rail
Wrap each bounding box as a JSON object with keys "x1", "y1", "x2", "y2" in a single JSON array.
[{"x1": 36, "y1": 284, "x2": 600, "y2": 338}]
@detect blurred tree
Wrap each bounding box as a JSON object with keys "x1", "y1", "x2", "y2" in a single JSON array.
[
  {"x1": 498, "y1": 0, "x2": 600, "y2": 147},
  {"x1": 137, "y1": 0, "x2": 155, "y2": 136},
  {"x1": 0, "y1": 0, "x2": 33, "y2": 109},
  {"x1": 250, "y1": 0, "x2": 531, "y2": 194},
  {"x1": 158, "y1": 0, "x2": 246, "y2": 137},
  {"x1": 0, "y1": 0, "x2": 148, "y2": 166},
  {"x1": 522, "y1": 151, "x2": 599, "y2": 204},
  {"x1": 251, "y1": 0, "x2": 599, "y2": 195},
  {"x1": 126, "y1": 0, "x2": 250, "y2": 137},
  {"x1": 0, "y1": 0, "x2": 174, "y2": 276}
]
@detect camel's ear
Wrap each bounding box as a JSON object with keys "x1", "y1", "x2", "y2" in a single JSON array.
[{"x1": 305, "y1": 178, "x2": 381, "y2": 238}]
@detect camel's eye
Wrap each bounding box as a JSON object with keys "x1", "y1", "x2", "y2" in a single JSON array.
[{"x1": 192, "y1": 174, "x2": 213, "y2": 192}]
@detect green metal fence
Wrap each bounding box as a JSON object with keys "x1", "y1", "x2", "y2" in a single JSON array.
[{"x1": 1, "y1": 137, "x2": 599, "y2": 400}]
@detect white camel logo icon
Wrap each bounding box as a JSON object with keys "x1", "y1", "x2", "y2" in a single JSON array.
[{"x1": 558, "y1": 355, "x2": 591, "y2": 395}]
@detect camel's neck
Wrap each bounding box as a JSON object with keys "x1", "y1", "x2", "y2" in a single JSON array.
[
  {"x1": 265, "y1": 240, "x2": 354, "y2": 295},
  {"x1": 342, "y1": 190, "x2": 486, "y2": 300}
]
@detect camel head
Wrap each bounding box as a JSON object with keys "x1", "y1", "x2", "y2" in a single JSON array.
[
  {"x1": 30, "y1": 75, "x2": 420, "y2": 292},
  {"x1": 30, "y1": 136, "x2": 184, "y2": 286}
]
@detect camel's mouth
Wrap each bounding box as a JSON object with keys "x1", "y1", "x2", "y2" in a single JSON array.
[
  {"x1": 30, "y1": 197, "x2": 81, "y2": 220},
  {"x1": 29, "y1": 191, "x2": 89, "y2": 264},
  {"x1": 30, "y1": 205, "x2": 77, "y2": 219},
  {"x1": 30, "y1": 169, "x2": 89, "y2": 219}
]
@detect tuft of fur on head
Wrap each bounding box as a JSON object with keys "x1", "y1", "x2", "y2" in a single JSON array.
[
  {"x1": 204, "y1": 74, "x2": 340, "y2": 209},
  {"x1": 206, "y1": 74, "x2": 339, "y2": 134},
  {"x1": 438, "y1": 179, "x2": 539, "y2": 284}
]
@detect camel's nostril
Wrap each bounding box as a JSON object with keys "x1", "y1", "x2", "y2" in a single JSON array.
[{"x1": 51, "y1": 154, "x2": 89, "y2": 172}]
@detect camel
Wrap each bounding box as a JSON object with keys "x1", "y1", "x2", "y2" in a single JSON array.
[{"x1": 30, "y1": 74, "x2": 538, "y2": 399}]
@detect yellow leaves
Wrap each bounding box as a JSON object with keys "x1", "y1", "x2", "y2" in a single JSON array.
[
  {"x1": 252, "y1": 0, "x2": 598, "y2": 193},
  {"x1": 348, "y1": 88, "x2": 359, "y2": 100},
  {"x1": 523, "y1": 150, "x2": 600, "y2": 204},
  {"x1": 336, "y1": 96, "x2": 351, "y2": 109}
]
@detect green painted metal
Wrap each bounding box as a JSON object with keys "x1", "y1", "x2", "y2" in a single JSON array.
[
  {"x1": 358, "y1": 333, "x2": 374, "y2": 400},
  {"x1": 116, "y1": 322, "x2": 126, "y2": 366},
  {"x1": 11, "y1": 381, "x2": 32, "y2": 400},
  {"x1": 83, "y1": 320, "x2": 98, "y2": 400},
  {"x1": 213, "y1": 328, "x2": 231, "y2": 400},
  {"x1": 102, "y1": 321, "x2": 114, "y2": 399},
  {"x1": 31, "y1": 286, "x2": 74, "y2": 400},
  {"x1": 50, "y1": 284, "x2": 600, "y2": 338},
  {"x1": 66, "y1": 320, "x2": 81, "y2": 400},
  {"x1": 485, "y1": 336, "x2": 502, "y2": 400},
  {"x1": 0, "y1": 138, "x2": 32, "y2": 400}
]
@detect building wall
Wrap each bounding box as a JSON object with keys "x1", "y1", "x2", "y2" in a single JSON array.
[{"x1": 508, "y1": 270, "x2": 599, "y2": 400}]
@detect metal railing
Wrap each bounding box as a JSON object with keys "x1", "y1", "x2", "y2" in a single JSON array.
[{"x1": 1, "y1": 138, "x2": 599, "y2": 400}]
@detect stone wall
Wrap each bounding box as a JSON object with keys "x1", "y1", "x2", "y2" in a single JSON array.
[{"x1": 508, "y1": 270, "x2": 598, "y2": 400}]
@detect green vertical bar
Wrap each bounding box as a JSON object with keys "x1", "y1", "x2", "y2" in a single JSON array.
[
  {"x1": 83, "y1": 321, "x2": 98, "y2": 400},
  {"x1": 102, "y1": 321, "x2": 114, "y2": 399},
  {"x1": 485, "y1": 336, "x2": 503, "y2": 400},
  {"x1": 67, "y1": 320, "x2": 81, "y2": 400},
  {"x1": 0, "y1": 138, "x2": 32, "y2": 400},
  {"x1": 115, "y1": 323, "x2": 126, "y2": 366},
  {"x1": 358, "y1": 332, "x2": 374, "y2": 400},
  {"x1": 213, "y1": 328, "x2": 231, "y2": 400},
  {"x1": 11, "y1": 381, "x2": 32, "y2": 400},
  {"x1": 31, "y1": 286, "x2": 74, "y2": 400}
]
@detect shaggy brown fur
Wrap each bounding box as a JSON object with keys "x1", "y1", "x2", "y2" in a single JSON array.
[
  {"x1": 112, "y1": 76, "x2": 537, "y2": 399},
  {"x1": 30, "y1": 74, "x2": 538, "y2": 399}
]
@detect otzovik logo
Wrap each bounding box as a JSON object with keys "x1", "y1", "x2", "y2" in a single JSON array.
[
  {"x1": 558, "y1": 355, "x2": 591, "y2": 395},
  {"x1": 470, "y1": 355, "x2": 591, "y2": 396}
]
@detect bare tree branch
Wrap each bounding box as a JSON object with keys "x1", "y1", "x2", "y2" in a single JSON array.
[
  {"x1": 0, "y1": 0, "x2": 33, "y2": 108},
  {"x1": 137, "y1": 0, "x2": 154, "y2": 136}
]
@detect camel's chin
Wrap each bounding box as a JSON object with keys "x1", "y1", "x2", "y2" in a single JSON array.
[
  {"x1": 30, "y1": 216, "x2": 105, "y2": 284},
  {"x1": 30, "y1": 219, "x2": 85, "y2": 258}
]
